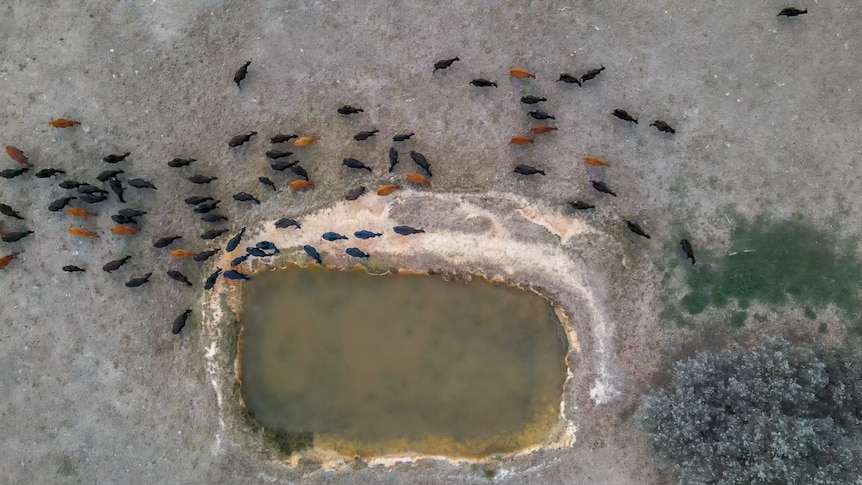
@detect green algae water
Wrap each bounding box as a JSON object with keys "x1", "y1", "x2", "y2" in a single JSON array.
[{"x1": 238, "y1": 266, "x2": 568, "y2": 458}]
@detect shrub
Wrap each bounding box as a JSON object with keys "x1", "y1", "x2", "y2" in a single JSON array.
[{"x1": 640, "y1": 339, "x2": 862, "y2": 485}]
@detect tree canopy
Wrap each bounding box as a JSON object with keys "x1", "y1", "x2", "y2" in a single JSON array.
[{"x1": 640, "y1": 339, "x2": 862, "y2": 485}]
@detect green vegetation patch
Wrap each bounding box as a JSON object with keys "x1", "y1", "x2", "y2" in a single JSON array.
[
  {"x1": 263, "y1": 428, "x2": 314, "y2": 456},
  {"x1": 729, "y1": 311, "x2": 747, "y2": 328},
  {"x1": 668, "y1": 218, "x2": 862, "y2": 332}
]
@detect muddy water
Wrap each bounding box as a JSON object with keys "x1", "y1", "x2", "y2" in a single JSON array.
[{"x1": 239, "y1": 266, "x2": 568, "y2": 457}]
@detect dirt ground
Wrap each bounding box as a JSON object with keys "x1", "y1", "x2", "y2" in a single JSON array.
[{"x1": 1, "y1": 1, "x2": 859, "y2": 483}]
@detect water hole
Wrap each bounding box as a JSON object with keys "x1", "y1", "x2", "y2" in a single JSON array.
[{"x1": 238, "y1": 265, "x2": 569, "y2": 458}]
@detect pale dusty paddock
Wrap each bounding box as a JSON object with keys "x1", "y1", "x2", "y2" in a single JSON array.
[{"x1": 1, "y1": 1, "x2": 859, "y2": 484}]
